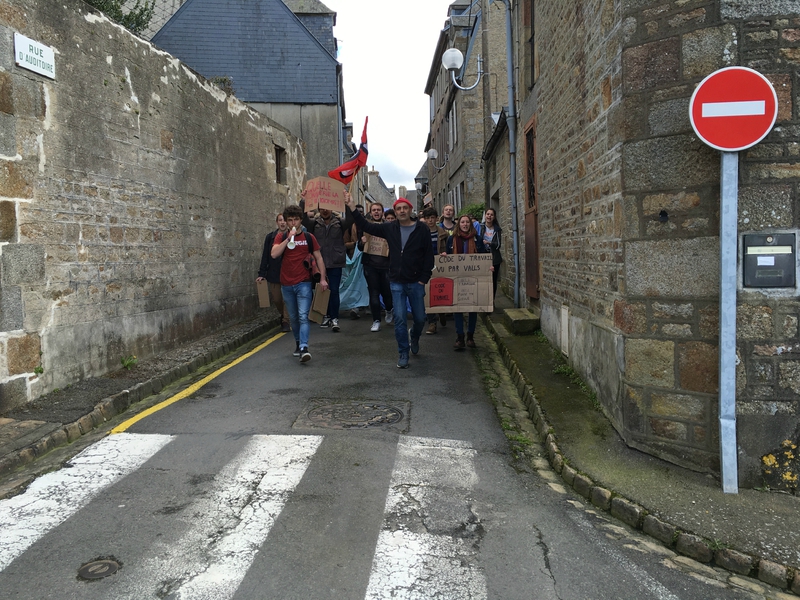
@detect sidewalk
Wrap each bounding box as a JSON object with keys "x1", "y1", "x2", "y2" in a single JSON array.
[
  {"x1": 486, "y1": 293, "x2": 800, "y2": 595},
  {"x1": 1, "y1": 300, "x2": 799, "y2": 594}
]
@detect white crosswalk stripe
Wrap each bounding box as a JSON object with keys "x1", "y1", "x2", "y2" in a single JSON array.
[
  {"x1": 0, "y1": 433, "x2": 488, "y2": 598},
  {"x1": 102, "y1": 434, "x2": 323, "y2": 600},
  {"x1": 0, "y1": 433, "x2": 174, "y2": 572},
  {"x1": 365, "y1": 436, "x2": 488, "y2": 600}
]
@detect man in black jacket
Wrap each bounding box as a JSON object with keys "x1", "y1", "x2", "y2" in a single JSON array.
[
  {"x1": 346, "y1": 193, "x2": 433, "y2": 368},
  {"x1": 256, "y1": 213, "x2": 290, "y2": 331}
]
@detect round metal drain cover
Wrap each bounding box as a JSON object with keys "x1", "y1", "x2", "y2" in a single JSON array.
[
  {"x1": 307, "y1": 403, "x2": 404, "y2": 429},
  {"x1": 78, "y1": 559, "x2": 120, "y2": 580}
]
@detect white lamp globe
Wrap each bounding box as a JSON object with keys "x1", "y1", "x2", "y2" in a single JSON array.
[{"x1": 442, "y1": 48, "x2": 464, "y2": 71}]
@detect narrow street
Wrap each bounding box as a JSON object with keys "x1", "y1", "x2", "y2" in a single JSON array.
[{"x1": 0, "y1": 321, "x2": 765, "y2": 599}]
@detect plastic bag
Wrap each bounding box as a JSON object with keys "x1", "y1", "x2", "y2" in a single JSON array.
[{"x1": 339, "y1": 247, "x2": 369, "y2": 310}]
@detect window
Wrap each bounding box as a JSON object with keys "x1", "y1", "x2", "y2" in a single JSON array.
[
  {"x1": 448, "y1": 109, "x2": 454, "y2": 152},
  {"x1": 525, "y1": 129, "x2": 536, "y2": 210},
  {"x1": 523, "y1": 0, "x2": 537, "y2": 89},
  {"x1": 452, "y1": 100, "x2": 458, "y2": 147},
  {"x1": 275, "y1": 145, "x2": 287, "y2": 185}
]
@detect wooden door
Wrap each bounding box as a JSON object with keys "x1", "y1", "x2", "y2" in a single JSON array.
[{"x1": 523, "y1": 122, "x2": 540, "y2": 299}]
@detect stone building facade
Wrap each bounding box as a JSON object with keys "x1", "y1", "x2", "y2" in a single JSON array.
[
  {"x1": 431, "y1": 0, "x2": 800, "y2": 488},
  {"x1": 0, "y1": 0, "x2": 304, "y2": 411},
  {"x1": 524, "y1": 0, "x2": 800, "y2": 487},
  {"x1": 425, "y1": 2, "x2": 487, "y2": 216}
]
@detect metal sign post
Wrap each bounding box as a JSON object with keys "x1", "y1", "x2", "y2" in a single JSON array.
[
  {"x1": 719, "y1": 151, "x2": 739, "y2": 494},
  {"x1": 689, "y1": 66, "x2": 778, "y2": 494}
]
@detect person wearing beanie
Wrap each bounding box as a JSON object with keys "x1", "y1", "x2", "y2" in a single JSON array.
[{"x1": 346, "y1": 193, "x2": 433, "y2": 369}]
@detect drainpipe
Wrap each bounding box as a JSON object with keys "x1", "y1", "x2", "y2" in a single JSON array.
[
  {"x1": 498, "y1": 0, "x2": 520, "y2": 308},
  {"x1": 336, "y1": 64, "x2": 344, "y2": 165}
]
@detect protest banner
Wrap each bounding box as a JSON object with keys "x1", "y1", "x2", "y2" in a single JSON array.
[
  {"x1": 425, "y1": 254, "x2": 494, "y2": 313},
  {"x1": 363, "y1": 233, "x2": 389, "y2": 257},
  {"x1": 304, "y1": 177, "x2": 345, "y2": 213}
]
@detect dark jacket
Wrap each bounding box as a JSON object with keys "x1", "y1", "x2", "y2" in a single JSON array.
[
  {"x1": 258, "y1": 228, "x2": 283, "y2": 283},
  {"x1": 353, "y1": 211, "x2": 434, "y2": 284},
  {"x1": 357, "y1": 220, "x2": 391, "y2": 270},
  {"x1": 302, "y1": 206, "x2": 354, "y2": 270},
  {"x1": 484, "y1": 224, "x2": 503, "y2": 265}
]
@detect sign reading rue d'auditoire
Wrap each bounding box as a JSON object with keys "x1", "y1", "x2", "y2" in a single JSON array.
[{"x1": 14, "y1": 33, "x2": 55, "y2": 80}]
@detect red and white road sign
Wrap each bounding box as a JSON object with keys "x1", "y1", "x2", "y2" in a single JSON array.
[{"x1": 689, "y1": 66, "x2": 778, "y2": 152}]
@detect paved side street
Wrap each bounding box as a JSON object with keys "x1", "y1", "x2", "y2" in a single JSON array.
[{"x1": 0, "y1": 302, "x2": 799, "y2": 597}]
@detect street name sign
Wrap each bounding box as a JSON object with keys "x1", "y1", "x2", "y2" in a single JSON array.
[
  {"x1": 14, "y1": 33, "x2": 55, "y2": 80},
  {"x1": 689, "y1": 66, "x2": 777, "y2": 152}
]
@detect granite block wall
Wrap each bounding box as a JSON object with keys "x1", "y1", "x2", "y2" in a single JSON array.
[
  {"x1": 526, "y1": 0, "x2": 800, "y2": 485},
  {"x1": 618, "y1": 0, "x2": 800, "y2": 483},
  {"x1": 0, "y1": 0, "x2": 305, "y2": 411}
]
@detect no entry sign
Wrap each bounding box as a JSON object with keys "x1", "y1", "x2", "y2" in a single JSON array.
[{"x1": 689, "y1": 66, "x2": 778, "y2": 152}]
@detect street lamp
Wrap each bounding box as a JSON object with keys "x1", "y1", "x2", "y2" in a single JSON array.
[
  {"x1": 442, "y1": 47, "x2": 483, "y2": 91},
  {"x1": 428, "y1": 148, "x2": 448, "y2": 172}
]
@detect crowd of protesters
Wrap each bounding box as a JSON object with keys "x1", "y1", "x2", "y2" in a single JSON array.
[{"x1": 257, "y1": 190, "x2": 502, "y2": 368}]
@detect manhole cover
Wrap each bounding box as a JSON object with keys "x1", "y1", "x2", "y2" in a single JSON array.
[
  {"x1": 78, "y1": 558, "x2": 121, "y2": 580},
  {"x1": 293, "y1": 400, "x2": 410, "y2": 432}
]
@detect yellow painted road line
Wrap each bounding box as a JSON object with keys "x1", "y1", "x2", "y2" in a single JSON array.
[{"x1": 111, "y1": 332, "x2": 285, "y2": 434}]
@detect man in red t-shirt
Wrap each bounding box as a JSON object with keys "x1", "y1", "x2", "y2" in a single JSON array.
[{"x1": 271, "y1": 205, "x2": 328, "y2": 363}]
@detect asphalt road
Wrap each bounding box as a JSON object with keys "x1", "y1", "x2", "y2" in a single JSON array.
[{"x1": 0, "y1": 319, "x2": 762, "y2": 599}]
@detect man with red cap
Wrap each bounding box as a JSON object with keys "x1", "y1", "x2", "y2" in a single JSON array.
[{"x1": 346, "y1": 193, "x2": 434, "y2": 368}]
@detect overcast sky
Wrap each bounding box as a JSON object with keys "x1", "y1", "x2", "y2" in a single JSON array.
[{"x1": 323, "y1": 0, "x2": 456, "y2": 192}]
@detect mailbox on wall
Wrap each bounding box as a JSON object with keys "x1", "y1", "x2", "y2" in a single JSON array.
[{"x1": 743, "y1": 233, "x2": 796, "y2": 288}]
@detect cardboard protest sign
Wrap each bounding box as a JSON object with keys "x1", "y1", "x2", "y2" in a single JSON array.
[
  {"x1": 256, "y1": 279, "x2": 271, "y2": 308},
  {"x1": 363, "y1": 233, "x2": 389, "y2": 257},
  {"x1": 425, "y1": 254, "x2": 494, "y2": 313},
  {"x1": 308, "y1": 282, "x2": 331, "y2": 324},
  {"x1": 304, "y1": 177, "x2": 346, "y2": 213}
]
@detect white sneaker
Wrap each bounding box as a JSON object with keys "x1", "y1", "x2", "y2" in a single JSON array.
[
  {"x1": 385, "y1": 312, "x2": 394, "y2": 324},
  {"x1": 331, "y1": 318, "x2": 340, "y2": 332},
  {"x1": 371, "y1": 320, "x2": 381, "y2": 332}
]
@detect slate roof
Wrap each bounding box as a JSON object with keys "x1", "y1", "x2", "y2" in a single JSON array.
[
  {"x1": 152, "y1": 0, "x2": 339, "y2": 104},
  {"x1": 282, "y1": 0, "x2": 335, "y2": 17}
]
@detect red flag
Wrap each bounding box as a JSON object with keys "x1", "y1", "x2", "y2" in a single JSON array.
[{"x1": 328, "y1": 117, "x2": 368, "y2": 185}]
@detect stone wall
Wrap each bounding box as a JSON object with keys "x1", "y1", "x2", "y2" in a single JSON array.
[
  {"x1": 617, "y1": 0, "x2": 800, "y2": 484},
  {"x1": 523, "y1": 0, "x2": 800, "y2": 485},
  {"x1": 531, "y1": 1, "x2": 623, "y2": 325},
  {"x1": 0, "y1": 0, "x2": 305, "y2": 411},
  {"x1": 522, "y1": 0, "x2": 626, "y2": 445}
]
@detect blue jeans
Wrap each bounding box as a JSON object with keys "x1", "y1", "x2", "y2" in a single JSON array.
[
  {"x1": 390, "y1": 281, "x2": 426, "y2": 355},
  {"x1": 454, "y1": 312, "x2": 477, "y2": 335},
  {"x1": 282, "y1": 282, "x2": 313, "y2": 348},
  {"x1": 326, "y1": 267, "x2": 343, "y2": 319}
]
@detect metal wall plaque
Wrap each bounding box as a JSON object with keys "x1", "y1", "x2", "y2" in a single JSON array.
[{"x1": 14, "y1": 33, "x2": 55, "y2": 79}]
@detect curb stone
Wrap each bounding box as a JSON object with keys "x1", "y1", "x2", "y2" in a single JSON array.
[
  {"x1": 482, "y1": 313, "x2": 800, "y2": 597},
  {"x1": 0, "y1": 319, "x2": 278, "y2": 482}
]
